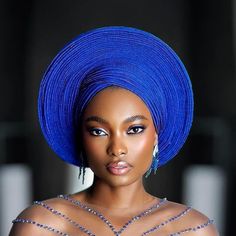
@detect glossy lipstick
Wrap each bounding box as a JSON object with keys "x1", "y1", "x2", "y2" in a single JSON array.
[{"x1": 106, "y1": 161, "x2": 132, "y2": 176}]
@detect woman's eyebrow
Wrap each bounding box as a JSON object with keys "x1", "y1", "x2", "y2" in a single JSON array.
[
  {"x1": 123, "y1": 115, "x2": 148, "y2": 123},
  {"x1": 85, "y1": 115, "x2": 148, "y2": 124},
  {"x1": 85, "y1": 116, "x2": 108, "y2": 124}
]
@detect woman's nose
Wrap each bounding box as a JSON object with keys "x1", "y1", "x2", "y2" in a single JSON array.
[{"x1": 107, "y1": 136, "x2": 128, "y2": 157}]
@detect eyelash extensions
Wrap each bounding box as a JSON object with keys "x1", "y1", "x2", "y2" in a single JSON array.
[
  {"x1": 88, "y1": 128, "x2": 107, "y2": 136},
  {"x1": 127, "y1": 125, "x2": 146, "y2": 134},
  {"x1": 87, "y1": 125, "x2": 146, "y2": 137}
]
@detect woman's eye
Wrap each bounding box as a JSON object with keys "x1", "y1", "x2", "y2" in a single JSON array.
[
  {"x1": 127, "y1": 126, "x2": 145, "y2": 134},
  {"x1": 89, "y1": 128, "x2": 107, "y2": 136}
]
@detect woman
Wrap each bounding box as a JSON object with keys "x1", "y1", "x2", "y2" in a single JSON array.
[{"x1": 10, "y1": 26, "x2": 219, "y2": 235}]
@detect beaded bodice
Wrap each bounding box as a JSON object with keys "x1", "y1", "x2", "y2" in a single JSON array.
[{"x1": 12, "y1": 195, "x2": 213, "y2": 236}]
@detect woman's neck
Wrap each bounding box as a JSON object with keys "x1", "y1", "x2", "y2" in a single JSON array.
[{"x1": 83, "y1": 178, "x2": 154, "y2": 209}]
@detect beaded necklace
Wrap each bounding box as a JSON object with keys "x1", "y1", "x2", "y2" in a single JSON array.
[
  {"x1": 12, "y1": 217, "x2": 213, "y2": 236},
  {"x1": 34, "y1": 201, "x2": 95, "y2": 236},
  {"x1": 12, "y1": 197, "x2": 214, "y2": 236},
  {"x1": 35, "y1": 199, "x2": 192, "y2": 236},
  {"x1": 58, "y1": 194, "x2": 167, "y2": 236}
]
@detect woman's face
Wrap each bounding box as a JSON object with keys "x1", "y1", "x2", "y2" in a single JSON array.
[{"x1": 81, "y1": 87, "x2": 157, "y2": 187}]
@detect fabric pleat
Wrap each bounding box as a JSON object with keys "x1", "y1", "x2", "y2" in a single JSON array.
[{"x1": 38, "y1": 26, "x2": 194, "y2": 168}]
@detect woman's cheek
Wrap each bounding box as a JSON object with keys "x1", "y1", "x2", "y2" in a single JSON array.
[
  {"x1": 83, "y1": 131, "x2": 103, "y2": 149},
  {"x1": 83, "y1": 137, "x2": 107, "y2": 164},
  {"x1": 128, "y1": 137, "x2": 153, "y2": 163}
]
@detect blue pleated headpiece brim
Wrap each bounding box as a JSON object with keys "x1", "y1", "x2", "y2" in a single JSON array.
[{"x1": 38, "y1": 26, "x2": 194, "y2": 168}]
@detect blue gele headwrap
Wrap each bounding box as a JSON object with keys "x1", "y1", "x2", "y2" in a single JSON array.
[{"x1": 38, "y1": 26, "x2": 194, "y2": 169}]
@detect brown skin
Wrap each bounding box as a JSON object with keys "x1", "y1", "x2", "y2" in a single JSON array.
[
  {"x1": 9, "y1": 87, "x2": 219, "y2": 235},
  {"x1": 80, "y1": 87, "x2": 157, "y2": 208}
]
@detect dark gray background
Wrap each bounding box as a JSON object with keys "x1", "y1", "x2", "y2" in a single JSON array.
[{"x1": 0, "y1": 0, "x2": 234, "y2": 234}]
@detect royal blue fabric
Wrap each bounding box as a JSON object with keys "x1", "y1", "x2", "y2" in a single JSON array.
[{"x1": 38, "y1": 26, "x2": 194, "y2": 168}]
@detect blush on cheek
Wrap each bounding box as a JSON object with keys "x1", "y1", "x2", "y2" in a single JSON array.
[
  {"x1": 129, "y1": 139, "x2": 153, "y2": 164},
  {"x1": 137, "y1": 137, "x2": 153, "y2": 152}
]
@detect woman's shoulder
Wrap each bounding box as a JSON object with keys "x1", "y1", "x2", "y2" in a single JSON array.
[
  {"x1": 9, "y1": 196, "x2": 70, "y2": 236},
  {"x1": 161, "y1": 200, "x2": 219, "y2": 236}
]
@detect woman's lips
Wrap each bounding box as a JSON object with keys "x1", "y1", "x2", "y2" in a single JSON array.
[{"x1": 106, "y1": 161, "x2": 132, "y2": 175}]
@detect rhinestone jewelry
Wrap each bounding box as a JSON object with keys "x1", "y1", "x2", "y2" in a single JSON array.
[
  {"x1": 12, "y1": 218, "x2": 69, "y2": 236},
  {"x1": 58, "y1": 194, "x2": 167, "y2": 236},
  {"x1": 169, "y1": 219, "x2": 214, "y2": 236},
  {"x1": 141, "y1": 207, "x2": 192, "y2": 235},
  {"x1": 34, "y1": 201, "x2": 96, "y2": 236},
  {"x1": 12, "y1": 196, "x2": 214, "y2": 236}
]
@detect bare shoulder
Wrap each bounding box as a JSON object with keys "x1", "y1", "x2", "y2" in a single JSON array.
[
  {"x1": 164, "y1": 200, "x2": 219, "y2": 236},
  {"x1": 186, "y1": 207, "x2": 219, "y2": 236},
  {"x1": 9, "y1": 197, "x2": 68, "y2": 236}
]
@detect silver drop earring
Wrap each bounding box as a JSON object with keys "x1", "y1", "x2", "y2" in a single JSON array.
[
  {"x1": 153, "y1": 144, "x2": 158, "y2": 157},
  {"x1": 145, "y1": 144, "x2": 159, "y2": 178}
]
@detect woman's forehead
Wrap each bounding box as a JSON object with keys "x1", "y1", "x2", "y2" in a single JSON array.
[{"x1": 82, "y1": 87, "x2": 153, "y2": 121}]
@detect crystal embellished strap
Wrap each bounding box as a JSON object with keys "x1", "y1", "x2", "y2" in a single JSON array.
[
  {"x1": 141, "y1": 207, "x2": 192, "y2": 235},
  {"x1": 12, "y1": 218, "x2": 70, "y2": 236},
  {"x1": 12, "y1": 217, "x2": 214, "y2": 236},
  {"x1": 169, "y1": 219, "x2": 214, "y2": 236},
  {"x1": 58, "y1": 194, "x2": 167, "y2": 236},
  {"x1": 34, "y1": 201, "x2": 96, "y2": 236}
]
